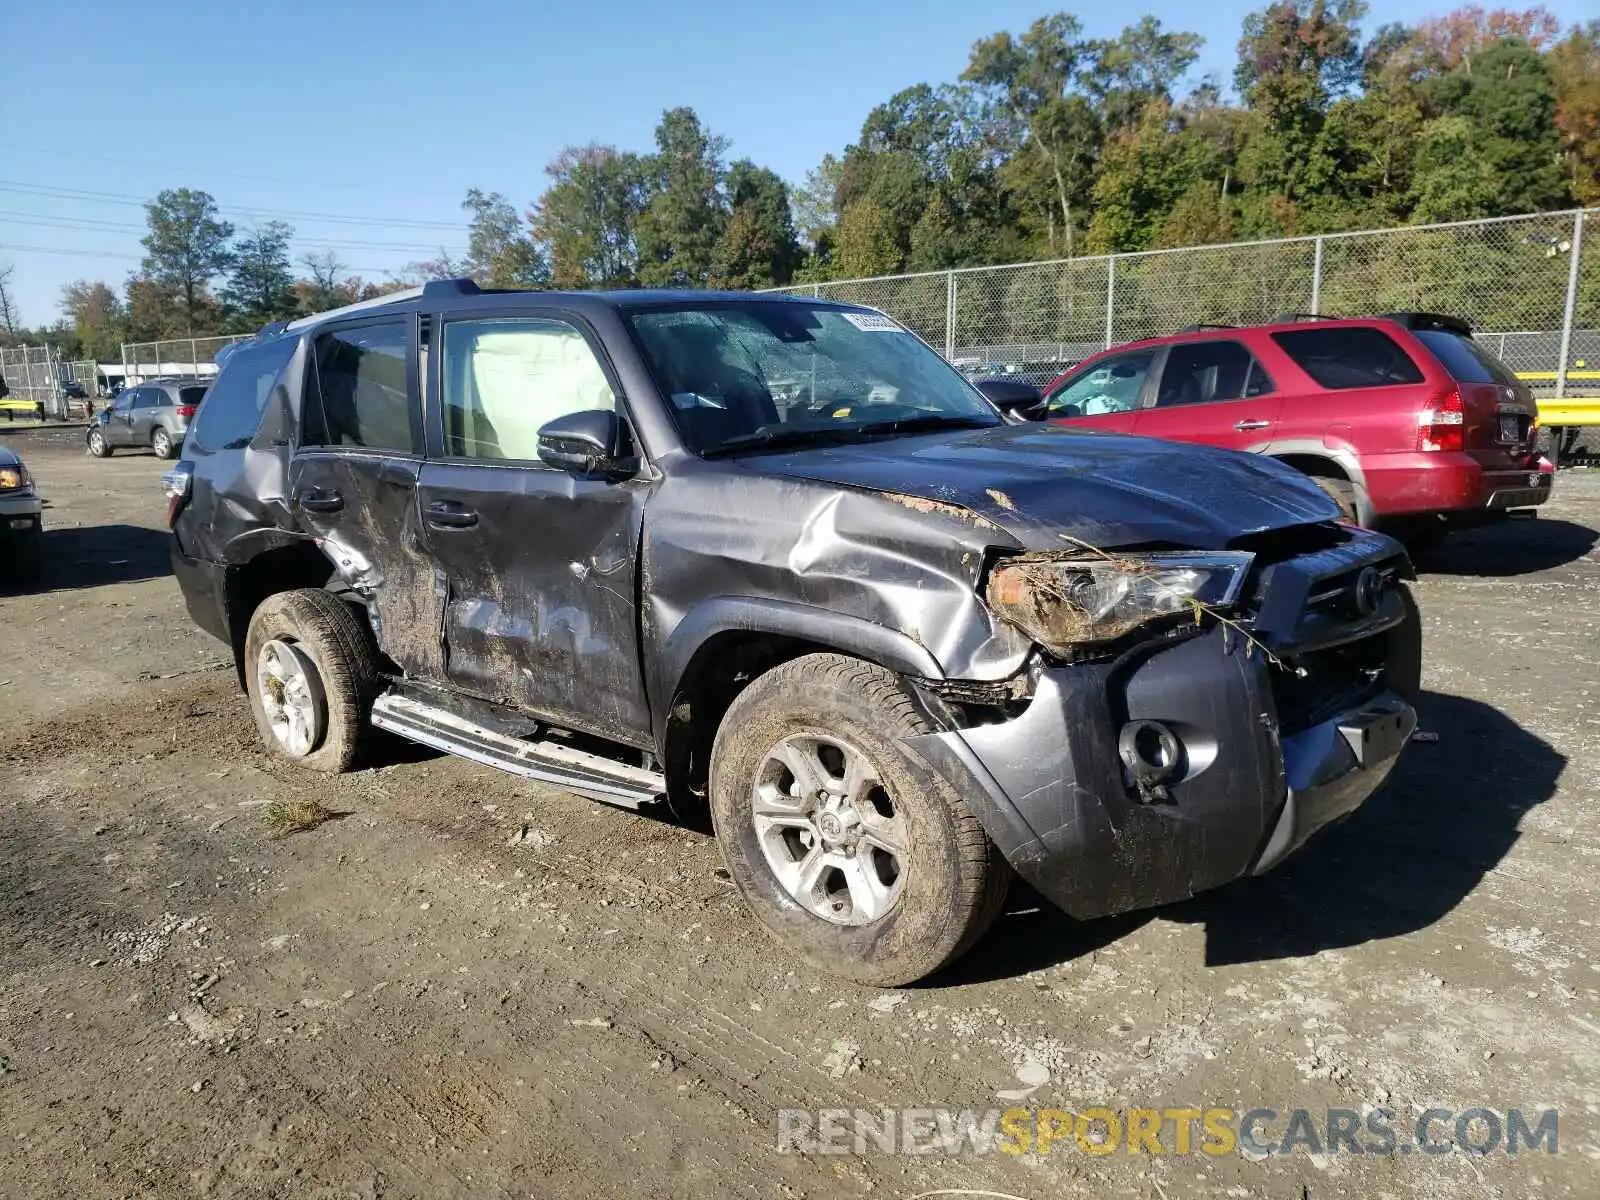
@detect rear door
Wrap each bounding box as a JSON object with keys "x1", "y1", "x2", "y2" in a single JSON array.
[
  {"x1": 415, "y1": 307, "x2": 652, "y2": 747},
  {"x1": 1041, "y1": 348, "x2": 1157, "y2": 434},
  {"x1": 288, "y1": 316, "x2": 445, "y2": 682},
  {"x1": 133, "y1": 386, "x2": 167, "y2": 445},
  {"x1": 1134, "y1": 338, "x2": 1281, "y2": 453}
]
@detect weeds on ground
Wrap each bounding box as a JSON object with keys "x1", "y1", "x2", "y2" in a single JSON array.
[{"x1": 262, "y1": 798, "x2": 333, "y2": 837}]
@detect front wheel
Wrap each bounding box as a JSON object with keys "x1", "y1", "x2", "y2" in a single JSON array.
[
  {"x1": 709, "y1": 653, "x2": 1008, "y2": 987},
  {"x1": 86, "y1": 428, "x2": 111, "y2": 457},
  {"x1": 244, "y1": 589, "x2": 379, "y2": 773},
  {"x1": 151, "y1": 427, "x2": 174, "y2": 459}
]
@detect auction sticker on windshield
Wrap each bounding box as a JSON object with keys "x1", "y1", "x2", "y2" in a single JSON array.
[{"x1": 842, "y1": 312, "x2": 905, "y2": 332}]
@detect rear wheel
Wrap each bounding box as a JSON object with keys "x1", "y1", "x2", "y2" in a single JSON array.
[
  {"x1": 151, "y1": 427, "x2": 174, "y2": 459},
  {"x1": 709, "y1": 653, "x2": 1008, "y2": 987},
  {"x1": 244, "y1": 589, "x2": 379, "y2": 773}
]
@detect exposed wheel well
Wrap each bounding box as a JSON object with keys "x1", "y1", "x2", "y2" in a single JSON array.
[
  {"x1": 223, "y1": 540, "x2": 344, "y2": 689},
  {"x1": 661, "y1": 632, "x2": 840, "y2": 824},
  {"x1": 1271, "y1": 453, "x2": 1349, "y2": 481}
]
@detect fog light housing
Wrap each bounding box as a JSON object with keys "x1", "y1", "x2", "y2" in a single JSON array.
[{"x1": 1119, "y1": 720, "x2": 1181, "y2": 802}]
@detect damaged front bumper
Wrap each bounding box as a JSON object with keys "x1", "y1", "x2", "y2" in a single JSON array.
[{"x1": 907, "y1": 536, "x2": 1420, "y2": 921}]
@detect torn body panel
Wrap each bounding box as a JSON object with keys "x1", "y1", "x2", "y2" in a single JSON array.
[
  {"x1": 288, "y1": 451, "x2": 443, "y2": 681},
  {"x1": 640, "y1": 455, "x2": 1036, "y2": 739},
  {"x1": 416, "y1": 460, "x2": 653, "y2": 748}
]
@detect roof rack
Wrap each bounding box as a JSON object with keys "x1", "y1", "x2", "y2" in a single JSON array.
[
  {"x1": 1177, "y1": 323, "x2": 1236, "y2": 333},
  {"x1": 1272, "y1": 312, "x2": 1341, "y2": 323}
]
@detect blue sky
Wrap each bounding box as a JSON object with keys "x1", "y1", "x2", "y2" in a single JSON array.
[{"x1": 2, "y1": 0, "x2": 1592, "y2": 325}]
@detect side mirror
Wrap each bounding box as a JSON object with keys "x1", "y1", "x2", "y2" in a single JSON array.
[
  {"x1": 537, "y1": 409, "x2": 638, "y2": 478},
  {"x1": 975, "y1": 378, "x2": 1045, "y2": 421}
]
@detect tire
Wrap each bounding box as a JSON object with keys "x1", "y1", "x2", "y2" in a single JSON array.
[
  {"x1": 151, "y1": 427, "x2": 174, "y2": 459},
  {"x1": 86, "y1": 428, "x2": 111, "y2": 458},
  {"x1": 243, "y1": 588, "x2": 379, "y2": 774},
  {"x1": 709, "y1": 653, "x2": 1009, "y2": 987},
  {"x1": 1311, "y1": 476, "x2": 1360, "y2": 524}
]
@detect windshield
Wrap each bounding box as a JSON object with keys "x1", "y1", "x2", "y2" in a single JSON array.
[{"x1": 625, "y1": 302, "x2": 1000, "y2": 454}]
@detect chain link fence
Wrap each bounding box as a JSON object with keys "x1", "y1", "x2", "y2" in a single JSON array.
[
  {"x1": 0, "y1": 345, "x2": 70, "y2": 418},
  {"x1": 784, "y1": 208, "x2": 1600, "y2": 396},
  {"x1": 120, "y1": 335, "x2": 252, "y2": 387}
]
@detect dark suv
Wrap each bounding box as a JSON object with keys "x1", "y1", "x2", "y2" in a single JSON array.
[
  {"x1": 166, "y1": 282, "x2": 1420, "y2": 986},
  {"x1": 88, "y1": 377, "x2": 207, "y2": 459}
]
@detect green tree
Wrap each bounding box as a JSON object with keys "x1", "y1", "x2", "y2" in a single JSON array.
[
  {"x1": 222, "y1": 221, "x2": 296, "y2": 326},
  {"x1": 532, "y1": 145, "x2": 648, "y2": 287},
  {"x1": 140, "y1": 188, "x2": 235, "y2": 334},
  {"x1": 1084, "y1": 17, "x2": 1204, "y2": 134},
  {"x1": 636, "y1": 108, "x2": 728, "y2": 287},
  {"x1": 462, "y1": 189, "x2": 548, "y2": 287},
  {"x1": 1425, "y1": 37, "x2": 1568, "y2": 214},
  {"x1": 1407, "y1": 115, "x2": 1499, "y2": 220},
  {"x1": 964, "y1": 14, "x2": 1098, "y2": 257},
  {"x1": 59, "y1": 280, "x2": 126, "y2": 360},
  {"x1": 711, "y1": 161, "x2": 800, "y2": 289},
  {"x1": 833, "y1": 198, "x2": 900, "y2": 277}
]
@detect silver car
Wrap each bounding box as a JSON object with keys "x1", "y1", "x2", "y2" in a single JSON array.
[{"x1": 87, "y1": 379, "x2": 207, "y2": 460}]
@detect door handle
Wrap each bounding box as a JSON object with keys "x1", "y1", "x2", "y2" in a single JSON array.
[
  {"x1": 297, "y1": 489, "x2": 344, "y2": 514},
  {"x1": 425, "y1": 500, "x2": 478, "y2": 529},
  {"x1": 1234, "y1": 419, "x2": 1271, "y2": 432}
]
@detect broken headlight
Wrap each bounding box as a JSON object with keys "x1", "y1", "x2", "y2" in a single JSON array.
[
  {"x1": 0, "y1": 465, "x2": 31, "y2": 492},
  {"x1": 986, "y1": 551, "x2": 1254, "y2": 652}
]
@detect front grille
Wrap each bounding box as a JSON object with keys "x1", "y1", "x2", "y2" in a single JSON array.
[{"x1": 1271, "y1": 643, "x2": 1385, "y2": 734}]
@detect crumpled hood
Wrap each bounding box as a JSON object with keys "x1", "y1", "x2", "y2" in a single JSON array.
[{"x1": 744, "y1": 422, "x2": 1339, "y2": 550}]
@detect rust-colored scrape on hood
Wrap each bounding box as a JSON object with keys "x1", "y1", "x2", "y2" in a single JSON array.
[{"x1": 884, "y1": 491, "x2": 1003, "y2": 531}]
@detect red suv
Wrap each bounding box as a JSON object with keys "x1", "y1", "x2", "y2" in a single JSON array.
[{"x1": 1035, "y1": 313, "x2": 1554, "y2": 545}]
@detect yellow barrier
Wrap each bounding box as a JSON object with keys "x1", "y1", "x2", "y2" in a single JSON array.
[{"x1": 1538, "y1": 397, "x2": 1600, "y2": 426}]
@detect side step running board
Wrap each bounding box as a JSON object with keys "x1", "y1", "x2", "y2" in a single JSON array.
[{"x1": 371, "y1": 692, "x2": 664, "y2": 810}]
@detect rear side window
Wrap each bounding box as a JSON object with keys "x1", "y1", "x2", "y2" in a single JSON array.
[
  {"x1": 188, "y1": 338, "x2": 298, "y2": 451},
  {"x1": 1414, "y1": 330, "x2": 1519, "y2": 386},
  {"x1": 1271, "y1": 328, "x2": 1424, "y2": 389},
  {"x1": 305, "y1": 320, "x2": 414, "y2": 452},
  {"x1": 1155, "y1": 340, "x2": 1273, "y2": 406}
]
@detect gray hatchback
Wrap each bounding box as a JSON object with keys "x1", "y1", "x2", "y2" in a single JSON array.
[{"x1": 87, "y1": 379, "x2": 207, "y2": 460}]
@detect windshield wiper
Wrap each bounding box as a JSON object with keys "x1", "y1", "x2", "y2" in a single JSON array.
[
  {"x1": 700, "y1": 425, "x2": 873, "y2": 458},
  {"x1": 852, "y1": 414, "x2": 999, "y2": 437}
]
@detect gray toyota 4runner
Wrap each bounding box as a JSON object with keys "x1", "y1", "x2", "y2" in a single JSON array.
[{"x1": 165, "y1": 281, "x2": 1420, "y2": 986}]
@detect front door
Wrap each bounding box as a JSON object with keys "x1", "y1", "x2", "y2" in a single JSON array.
[
  {"x1": 415, "y1": 310, "x2": 652, "y2": 747},
  {"x1": 1134, "y1": 338, "x2": 1282, "y2": 454},
  {"x1": 107, "y1": 388, "x2": 138, "y2": 446},
  {"x1": 1041, "y1": 348, "x2": 1157, "y2": 434},
  {"x1": 286, "y1": 315, "x2": 444, "y2": 682}
]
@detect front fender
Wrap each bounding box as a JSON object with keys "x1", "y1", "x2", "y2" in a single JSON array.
[{"x1": 653, "y1": 595, "x2": 944, "y2": 722}]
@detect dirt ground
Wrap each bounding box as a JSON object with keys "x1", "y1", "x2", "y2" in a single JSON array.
[{"x1": 2, "y1": 427, "x2": 1598, "y2": 1200}]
